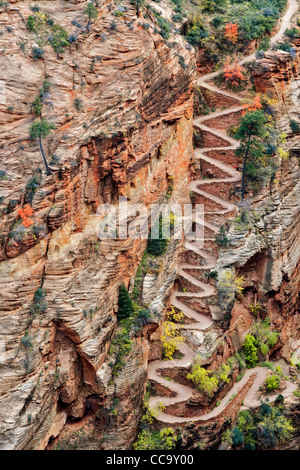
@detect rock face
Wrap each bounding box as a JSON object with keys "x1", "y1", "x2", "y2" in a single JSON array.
[
  {"x1": 0, "y1": 1, "x2": 195, "y2": 449},
  {"x1": 219, "y1": 47, "x2": 300, "y2": 365}
]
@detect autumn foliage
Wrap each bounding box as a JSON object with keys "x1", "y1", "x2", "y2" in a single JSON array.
[
  {"x1": 224, "y1": 23, "x2": 239, "y2": 44},
  {"x1": 18, "y1": 204, "x2": 34, "y2": 228},
  {"x1": 242, "y1": 95, "x2": 263, "y2": 115},
  {"x1": 223, "y1": 58, "x2": 246, "y2": 89}
]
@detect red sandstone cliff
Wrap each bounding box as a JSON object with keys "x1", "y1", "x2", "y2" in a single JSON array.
[{"x1": 0, "y1": 0, "x2": 195, "y2": 449}]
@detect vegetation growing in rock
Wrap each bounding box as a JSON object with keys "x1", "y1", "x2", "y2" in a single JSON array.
[
  {"x1": 232, "y1": 95, "x2": 286, "y2": 200},
  {"x1": 187, "y1": 360, "x2": 233, "y2": 397},
  {"x1": 222, "y1": 57, "x2": 247, "y2": 90},
  {"x1": 215, "y1": 225, "x2": 229, "y2": 246},
  {"x1": 161, "y1": 308, "x2": 184, "y2": 360},
  {"x1": 223, "y1": 400, "x2": 294, "y2": 449},
  {"x1": 84, "y1": 1, "x2": 99, "y2": 29},
  {"x1": 133, "y1": 391, "x2": 177, "y2": 450},
  {"x1": 117, "y1": 283, "x2": 134, "y2": 321},
  {"x1": 147, "y1": 211, "x2": 175, "y2": 256},
  {"x1": 26, "y1": 11, "x2": 70, "y2": 56},
  {"x1": 242, "y1": 318, "x2": 280, "y2": 368},
  {"x1": 133, "y1": 427, "x2": 177, "y2": 450},
  {"x1": 217, "y1": 269, "x2": 244, "y2": 303},
  {"x1": 184, "y1": 0, "x2": 287, "y2": 64},
  {"x1": 29, "y1": 119, "x2": 55, "y2": 176}
]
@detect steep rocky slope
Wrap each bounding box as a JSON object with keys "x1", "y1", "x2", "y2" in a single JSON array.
[
  {"x1": 0, "y1": 0, "x2": 300, "y2": 452},
  {"x1": 143, "y1": 1, "x2": 300, "y2": 450},
  {"x1": 0, "y1": 0, "x2": 195, "y2": 449}
]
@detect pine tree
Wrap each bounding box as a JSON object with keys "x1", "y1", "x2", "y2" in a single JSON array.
[{"x1": 117, "y1": 283, "x2": 133, "y2": 320}]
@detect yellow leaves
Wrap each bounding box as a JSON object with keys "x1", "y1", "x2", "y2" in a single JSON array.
[
  {"x1": 218, "y1": 269, "x2": 244, "y2": 299},
  {"x1": 187, "y1": 364, "x2": 219, "y2": 397},
  {"x1": 278, "y1": 147, "x2": 289, "y2": 160},
  {"x1": 167, "y1": 306, "x2": 184, "y2": 323},
  {"x1": 161, "y1": 307, "x2": 184, "y2": 360},
  {"x1": 36, "y1": 11, "x2": 48, "y2": 22}
]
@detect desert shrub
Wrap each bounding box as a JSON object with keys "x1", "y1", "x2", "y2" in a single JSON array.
[
  {"x1": 227, "y1": 400, "x2": 294, "y2": 449},
  {"x1": 251, "y1": 318, "x2": 280, "y2": 354},
  {"x1": 249, "y1": 303, "x2": 263, "y2": 316},
  {"x1": 32, "y1": 46, "x2": 44, "y2": 60},
  {"x1": 48, "y1": 24, "x2": 69, "y2": 54},
  {"x1": 215, "y1": 225, "x2": 229, "y2": 246},
  {"x1": 32, "y1": 96, "x2": 43, "y2": 117},
  {"x1": 0, "y1": 170, "x2": 8, "y2": 180},
  {"x1": 74, "y1": 98, "x2": 83, "y2": 110},
  {"x1": 285, "y1": 27, "x2": 300, "y2": 39},
  {"x1": 258, "y1": 36, "x2": 271, "y2": 51},
  {"x1": 147, "y1": 212, "x2": 175, "y2": 256},
  {"x1": 257, "y1": 407, "x2": 294, "y2": 447},
  {"x1": 26, "y1": 11, "x2": 70, "y2": 55},
  {"x1": 30, "y1": 287, "x2": 47, "y2": 317},
  {"x1": 25, "y1": 170, "x2": 42, "y2": 204},
  {"x1": 290, "y1": 119, "x2": 300, "y2": 134}
]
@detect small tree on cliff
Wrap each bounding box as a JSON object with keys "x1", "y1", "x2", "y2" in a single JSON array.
[
  {"x1": 235, "y1": 109, "x2": 269, "y2": 202},
  {"x1": 84, "y1": 1, "x2": 98, "y2": 30},
  {"x1": 130, "y1": 0, "x2": 145, "y2": 17},
  {"x1": 29, "y1": 119, "x2": 55, "y2": 176},
  {"x1": 117, "y1": 283, "x2": 133, "y2": 321}
]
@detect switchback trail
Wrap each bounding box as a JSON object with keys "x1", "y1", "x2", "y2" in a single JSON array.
[{"x1": 148, "y1": 0, "x2": 298, "y2": 425}]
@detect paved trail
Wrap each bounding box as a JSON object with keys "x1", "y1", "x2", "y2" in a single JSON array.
[{"x1": 148, "y1": 0, "x2": 299, "y2": 424}]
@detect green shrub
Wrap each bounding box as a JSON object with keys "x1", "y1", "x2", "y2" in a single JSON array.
[
  {"x1": 32, "y1": 96, "x2": 43, "y2": 117},
  {"x1": 231, "y1": 427, "x2": 244, "y2": 447},
  {"x1": 27, "y1": 15, "x2": 37, "y2": 31},
  {"x1": 74, "y1": 98, "x2": 83, "y2": 110},
  {"x1": 117, "y1": 283, "x2": 133, "y2": 321},
  {"x1": 32, "y1": 46, "x2": 44, "y2": 60},
  {"x1": 133, "y1": 428, "x2": 177, "y2": 450},
  {"x1": 48, "y1": 24, "x2": 69, "y2": 54},
  {"x1": 257, "y1": 407, "x2": 294, "y2": 447},
  {"x1": 290, "y1": 119, "x2": 300, "y2": 134},
  {"x1": 285, "y1": 27, "x2": 300, "y2": 39},
  {"x1": 243, "y1": 334, "x2": 259, "y2": 368},
  {"x1": 30, "y1": 287, "x2": 47, "y2": 317},
  {"x1": 187, "y1": 364, "x2": 219, "y2": 397},
  {"x1": 215, "y1": 225, "x2": 229, "y2": 246}
]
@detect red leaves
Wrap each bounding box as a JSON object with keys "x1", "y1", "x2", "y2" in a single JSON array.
[
  {"x1": 242, "y1": 95, "x2": 263, "y2": 116},
  {"x1": 224, "y1": 23, "x2": 239, "y2": 44},
  {"x1": 17, "y1": 204, "x2": 34, "y2": 228},
  {"x1": 223, "y1": 57, "x2": 246, "y2": 88}
]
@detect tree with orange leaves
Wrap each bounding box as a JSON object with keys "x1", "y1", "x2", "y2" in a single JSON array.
[
  {"x1": 18, "y1": 205, "x2": 34, "y2": 228},
  {"x1": 224, "y1": 23, "x2": 239, "y2": 44},
  {"x1": 223, "y1": 57, "x2": 246, "y2": 89},
  {"x1": 242, "y1": 95, "x2": 263, "y2": 116}
]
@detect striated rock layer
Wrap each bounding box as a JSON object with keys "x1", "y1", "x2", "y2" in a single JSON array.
[{"x1": 0, "y1": 0, "x2": 195, "y2": 449}]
